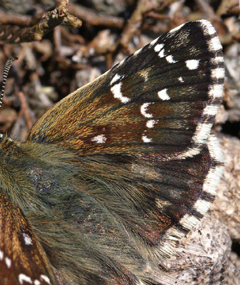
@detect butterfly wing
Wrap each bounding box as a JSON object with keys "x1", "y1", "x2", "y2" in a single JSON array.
[
  {"x1": 0, "y1": 191, "x2": 58, "y2": 285},
  {"x1": 23, "y1": 20, "x2": 224, "y2": 284}
]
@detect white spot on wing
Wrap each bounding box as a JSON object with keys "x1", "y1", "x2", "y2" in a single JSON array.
[
  {"x1": 40, "y1": 275, "x2": 51, "y2": 284},
  {"x1": 166, "y1": 55, "x2": 177, "y2": 63},
  {"x1": 19, "y1": 274, "x2": 32, "y2": 284},
  {"x1": 146, "y1": 119, "x2": 157, "y2": 128},
  {"x1": 185, "y1": 59, "x2": 199, "y2": 70},
  {"x1": 111, "y1": 82, "x2": 130, "y2": 104},
  {"x1": 142, "y1": 135, "x2": 152, "y2": 143},
  {"x1": 91, "y1": 134, "x2": 107, "y2": 144},
  {"x1": 23, "y1": 233, "x2": 33, "y2": 245},
  {"x1": 158, "y1": 88, "x2": 170, "y2": 101},
  {"x1": 141, "y1": 103, "x2": 153, "y2": 118},
  {"x1": 110, "y1": 74, "x2": 121, "y2": 85},
  {"x1": 34, "y1": 281, "x2": 41, "y2": 285},
  {"x1": 178, "y1": 76, "x2": 184, "y2": 82},
  {"x1": 0, "y1": 250, "x2": 3, "y2": 260},
  {"x1": 159, "y1": 49, "x2": 165, "y2": 58},
  {"x1": 5, "y1": 257, "x2": 11, "y2": 268},
  {"x1": 154, "y1": 43, "x2": 165, "y2": 58},
  {"x1": 154, "y1": 43, "x2": 164, "y2": 52}
]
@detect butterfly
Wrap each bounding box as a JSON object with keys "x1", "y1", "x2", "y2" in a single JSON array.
[{"x1": 0, "y1": 20, "x2": 224, "y2": 285}]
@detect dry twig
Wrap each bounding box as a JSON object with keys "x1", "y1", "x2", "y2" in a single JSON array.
[
  {"x1": 0, "y1": 0, "x2": 82, "y2": 44},
  {"x1": 68, "y1": 4, "x2": 124, "y2": 30}
]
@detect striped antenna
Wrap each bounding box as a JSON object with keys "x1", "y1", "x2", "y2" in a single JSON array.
[{"x1": 0, "y1": 56, "x2": 18, "y2": 109}]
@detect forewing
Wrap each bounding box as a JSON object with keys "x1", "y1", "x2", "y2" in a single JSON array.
[{"x1": 28, "y1": 21, "x2": 224, "y2": 158}]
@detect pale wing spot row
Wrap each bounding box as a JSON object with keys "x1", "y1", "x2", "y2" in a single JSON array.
[
  {"x1": 166, "y1": 55, "x2": 177, "y2": 63},
  {"x1": 5, "y1": 257, "x2": 11, "y2": 268},
  {"x1": 0, "y1": 250, "x2": 3, "y2": 260},
  {"x1": 154, "y1": 43, "x2": 165, "y2": 58},
  {"x1": 111, "y1": 82, "x2": 131, "y2": 104},
  {"x1": 185, "y1": 59, "x2": 200, "y2": 70},
  {"x1": 40, "y1": 275, "x2": 51, "y2": 284},
  {"x1": 146, "y1": 119, "x2": 158, "y2": 128},
  {"x1": 19, "y1": 274, "x2": 32, "y2": 284},
  {"x1": 141, "y1": 103, "x2": 153, "y2": 118},
  {"x1": 154, "y1": 43, "x2": 164, "y2": 53},
  {"x1": 142, "y1": 135, "x2": 152, "y2": 143},
  {"x1": 158, "y1": 88, "x2": 170, "y2": 101},
  {"x1": 159, "y1": 49, "x2": 165, "y2": 58}
]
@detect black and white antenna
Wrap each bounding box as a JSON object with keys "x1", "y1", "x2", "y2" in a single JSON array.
[{"x1": 0, "y1": 56, "x2": 18, "y2": 109}]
